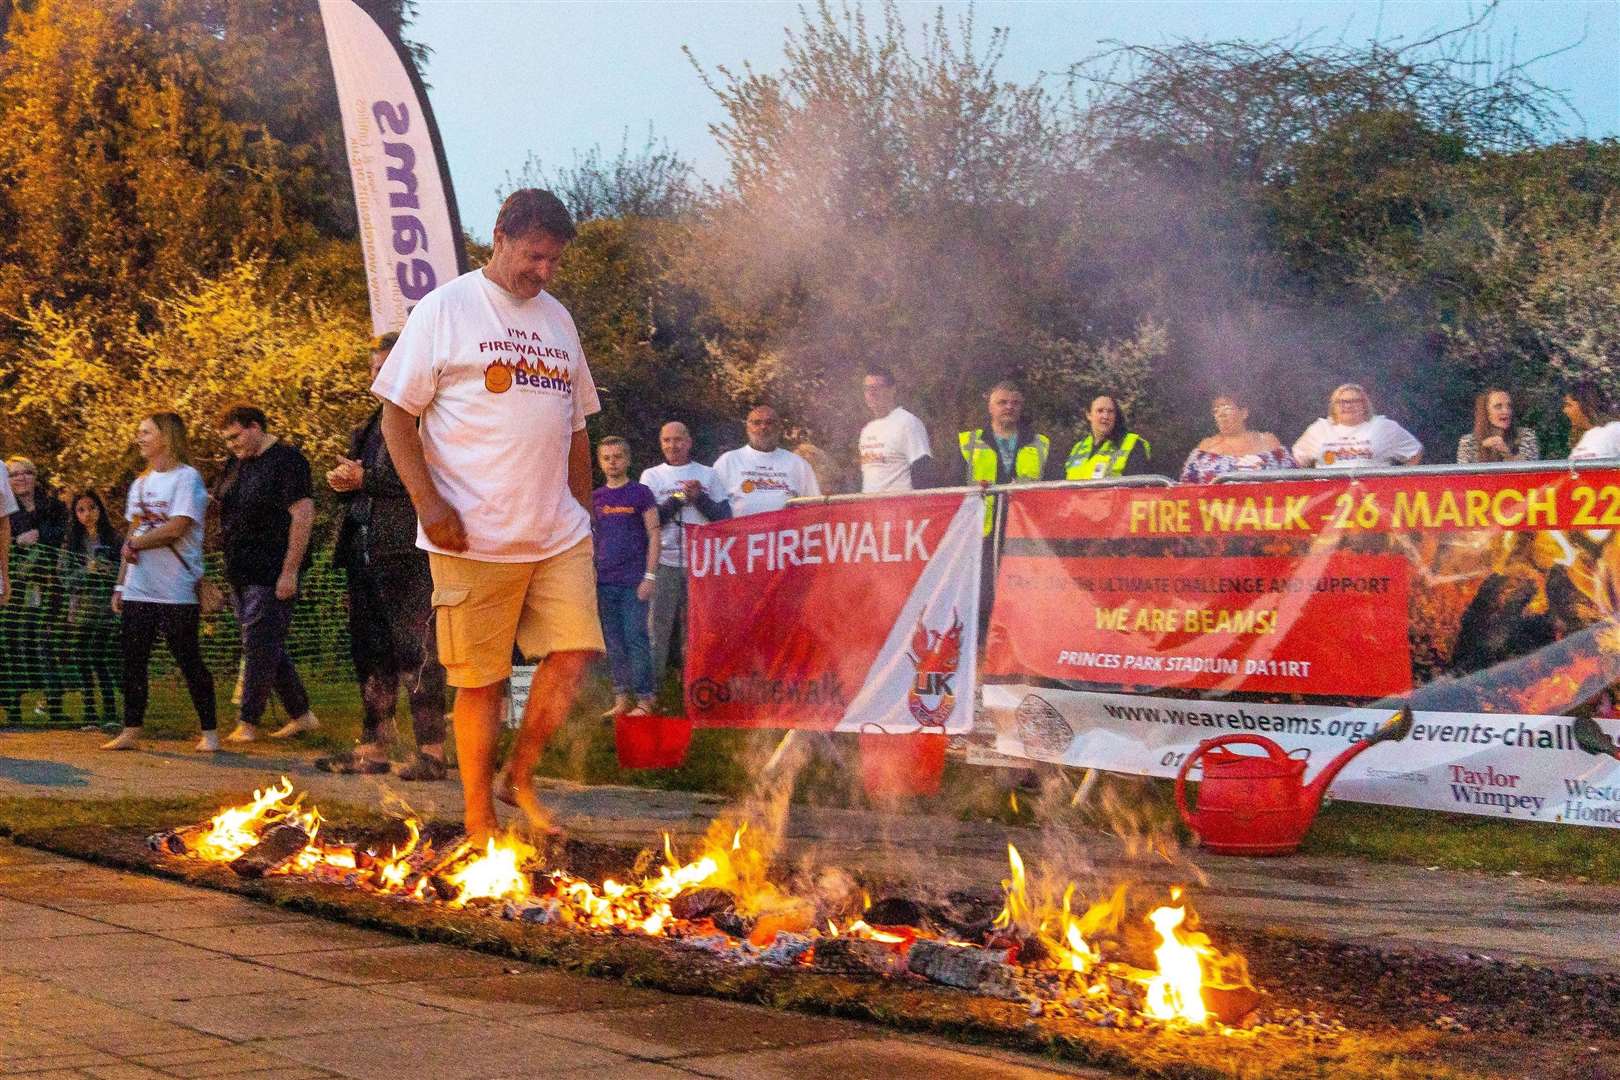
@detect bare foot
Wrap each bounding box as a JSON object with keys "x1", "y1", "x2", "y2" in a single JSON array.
[{"x1": 496, "y1": 767, "x2": 562, "y2": 839}]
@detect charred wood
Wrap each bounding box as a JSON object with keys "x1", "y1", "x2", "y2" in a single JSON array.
[
  {"x1": 670, "y1": 887, "x2": 736, "y2": 922},
  {"x1": 813, "y1": 936, "x2": 909, "y2": 977},
  {"x1": 908, "y1": 940, "x2": 1020, "y2": 998},
  {"x1": 228, "y1": 822, "x2": 309, "y2": 879}
]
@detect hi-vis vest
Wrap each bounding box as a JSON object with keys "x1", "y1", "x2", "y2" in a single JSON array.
[
  {"x1": 959, "y1": 429, "x2": 1050, "y2": 534},
  {"x1": 1064, "y1": 432, "x2": 1149, "y2": 480}
]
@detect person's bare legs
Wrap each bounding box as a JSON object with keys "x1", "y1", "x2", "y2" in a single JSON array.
[
  {"x1": 503, "y1": 650, "x2": 592, "y2": 836},
  {"x1": 451, "y1": 682, "x2": 504, "y2": 845}
]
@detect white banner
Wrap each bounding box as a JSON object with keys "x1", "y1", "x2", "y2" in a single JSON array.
[
  {"x1": 834, "y1": 494, "x2": 982, "y2": 734},
  {"x1": 319, "y1": 0, "x2": 465, "y2": 335},
  {"x1": 982, "y1": 684, "x2": 1620, "y2": 827}
]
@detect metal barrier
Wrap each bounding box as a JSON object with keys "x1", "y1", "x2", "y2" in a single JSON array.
[
  {"x1": 786, "y1": 485, "x2": 984, "y2": 507},
  {"x1": 1210, "y1": 459, "x2": 1620, "y2": 484}
]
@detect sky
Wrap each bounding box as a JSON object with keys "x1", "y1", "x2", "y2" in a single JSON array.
[{"x1": 410, "y1": 0, "x2": 1620, "y2": 240}]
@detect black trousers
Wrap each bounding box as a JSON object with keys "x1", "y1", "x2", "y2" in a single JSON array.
[
  {"x1": 73, "y1": 618, "x2": 120, "y2": 720},
  {"x1": 347, "y1": 555, "x2": 446, "y2": 746},
  {"x1": 121, "y1": 600, "x2": 217, "y2": 730}
]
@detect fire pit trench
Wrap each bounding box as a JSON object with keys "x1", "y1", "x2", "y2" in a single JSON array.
[{"x1": 148, "y1": 777, "x2": 1273, "y2": 1032}]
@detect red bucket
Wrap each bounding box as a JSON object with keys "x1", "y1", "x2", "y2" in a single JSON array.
[
  {"x1": 614, "y1": 713, "x2": 694, "y2": 769},
  {"x1": 859, "y1": 732, "x2": 946, "y2": 800}
]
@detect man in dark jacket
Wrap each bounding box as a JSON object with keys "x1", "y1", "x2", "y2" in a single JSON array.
[{"x1": 316, "y1": 333, "x2": 448, "y2": 780}]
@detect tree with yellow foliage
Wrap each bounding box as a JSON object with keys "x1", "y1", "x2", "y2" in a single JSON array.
[
  {"x1": 10, "y1": 259, "x2": 370, "y2": 489},
  {"x1": 0, "y1": 0, "x2": 413, "y2": 474}
]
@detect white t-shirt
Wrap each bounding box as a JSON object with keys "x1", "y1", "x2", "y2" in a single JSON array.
[
  {"x1": 1293, "y1": 416, "x2": 1422, "y2": 468},
  {"x1": 1, "y1": 480, "x2": 16, "y2": 518},
  {"x1": 712, "y1": 445, "x2": 822, "y2": 517},
  {"x1": 858, "y1": 407, "x2": 931, "y2": 493},
  {"x1": 122, "y1": 465, "x2": 208, "y2": 605},
  {"x1": 1570, "y1": 421, "x2": 1620, "y2": 460},
  {"x1": 639, "y1": 461, "x2": 726, "y2": 567},
  {"x1": 372, "y1": 269, "x2": 601, "y2": 562}
]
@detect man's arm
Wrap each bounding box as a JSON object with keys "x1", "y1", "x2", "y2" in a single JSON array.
[
  {"x1": 568, "y1": 428, "x2": 592, "y2": 512},
  {"x1": 908, "y1": 453, "x2": 937, "y2": 489},
  {"x1": 380, "y1": 401, "x2": 466, "y2": 552},
  {"x1": 276, "y1": 498, "x2": 314, "y2": 601},
  {"x1": 691, "y1": 491, "x2": 731, "y2": 521},
  {"x1": 638, "y1": 504, "x2": 661, "y2": 601}
]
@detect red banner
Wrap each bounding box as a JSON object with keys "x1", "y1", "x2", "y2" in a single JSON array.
[
  {"x1": 985, "y1": 468, "x2": 1620, "y2": 707},
  {"x1": 986, "y1": 552, "x2": 1411, "y2": 696},
  {"x1": 1008, "y1": 468, "x2": 1604, "y2": 540},
  {"x1": 684, "y1": 493, "x2": 983, "y2": 731}
]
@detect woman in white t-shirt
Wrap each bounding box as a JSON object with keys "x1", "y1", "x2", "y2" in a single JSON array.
[
  {"x1": 101, "y1": 413, "x2": 219, "y2": 753},
  {"x1": 1292, "y1": 383, "x2": 1423, "y2": 469}
]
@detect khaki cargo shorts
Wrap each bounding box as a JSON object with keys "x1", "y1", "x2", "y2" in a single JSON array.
[{"x1": 428, "y1": 539, "x2": 605, "y2": 688}]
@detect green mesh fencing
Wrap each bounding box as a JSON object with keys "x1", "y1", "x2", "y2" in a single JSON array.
[{"x1": 0, "y1": 541, "x2": 358, "y2": 728}]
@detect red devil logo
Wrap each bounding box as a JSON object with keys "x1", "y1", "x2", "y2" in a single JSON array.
[{"x1": 907, "y1": 610, "x2": 963, "y2": 729}]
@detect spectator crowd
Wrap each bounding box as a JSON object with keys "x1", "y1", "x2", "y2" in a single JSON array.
[{"x1": 4, "y1": 188, "x2": 1620, "y2": 835}]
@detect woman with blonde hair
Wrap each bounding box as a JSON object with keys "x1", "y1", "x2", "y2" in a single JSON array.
[
  {"x1": 1293, "y1": 383, "x2": 1423, "y2": 468},
  {"x1": 1457, "y1": 388, "x2": 1539, "y2": 464},
  {"x1": 102, "y1": 412, "x2": 218, "y2": 751}
]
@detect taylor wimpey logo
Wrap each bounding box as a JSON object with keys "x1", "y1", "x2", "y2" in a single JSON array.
[
  {"x1": 907, "y1": 610, "x2": 963, "y2": 729},
  {"x1": 483, "y1": 357, "x2": 572, "y2": 395},
  {"x1": 1448, "y1": 763, "x2": 1543, "y2": 816}
]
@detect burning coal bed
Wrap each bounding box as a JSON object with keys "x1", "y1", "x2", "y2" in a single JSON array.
[{"x1": 149, "y1": 778, "x2": 1276, "y2": 1033}]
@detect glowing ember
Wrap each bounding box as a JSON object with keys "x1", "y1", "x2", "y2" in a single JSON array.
[
  {"x1": 444, "y1": 837, "x2": 534, "y2": 907},
  {"x1": 157, "y1": 781, "x2": 1257, "y2": 1031},
  {"x1": 372, "y1": 819, "x2": 422, "y2": 892}
]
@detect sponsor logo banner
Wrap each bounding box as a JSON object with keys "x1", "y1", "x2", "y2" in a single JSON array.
[
  {"x1": 987, "y1": 552, "x2": 1411, "y2": 697},
  {"x1": 684, "y1": 493, "x2": 982, "y2": 732},
  {"x1": 982, "y1": 685, "x2": 1620, "y2": 827}
]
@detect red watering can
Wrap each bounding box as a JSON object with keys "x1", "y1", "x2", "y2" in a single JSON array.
[{"x1": 1175, "y1": 705, "x2": 1413, "y2": 856}]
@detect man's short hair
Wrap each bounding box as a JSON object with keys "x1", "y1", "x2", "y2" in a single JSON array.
[
  {"x1": 372, "y1": 331, "x2": 400, "y2": 352},
  {"x1": 864, "y1": 365, "x2": 896, "y2": 386},
  {"x1": 747, "y1": 404, "x2": 779, "y2": 419},
  {"x1": 989, "y1": 380, "x2": 1023, "y2": 397},
  {"x1": 218, "y1": 403, "x2": 268, "y2": 431},
  {"x1": 495, "y1": 188, "x2": 577, "y2": 243},
  {"x1": 598, "y1": 436, "x2": 631, "y2": 452}
]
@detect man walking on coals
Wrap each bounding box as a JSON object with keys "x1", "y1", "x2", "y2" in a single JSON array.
[
  {"x1": 374, "y1": 188, "x2": 604, "y2": 843},
  {"x1": 317, "y1": 332, "x2": 449, "y2": 781}
]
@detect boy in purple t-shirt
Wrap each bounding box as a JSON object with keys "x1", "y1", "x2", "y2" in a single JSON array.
[{"x1": 591, "y1": 437, "x2": 660, "y2": 716}]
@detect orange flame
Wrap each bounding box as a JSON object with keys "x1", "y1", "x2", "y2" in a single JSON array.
[{"x1": 1141, "y1": 890, "x2": 1213, "y2": 1025}]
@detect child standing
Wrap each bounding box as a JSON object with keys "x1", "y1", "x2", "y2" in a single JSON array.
[{"x1": 592, "y1": 437, "x2": 660, "y2": 717}]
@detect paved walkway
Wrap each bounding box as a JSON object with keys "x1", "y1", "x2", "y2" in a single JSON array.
[
  {"x1": 0, "y1": 838, "x2": 1107, "y2": 1079},
  {"x1": 4, "y1": 728, "x2": 1620, "y2": 974}
]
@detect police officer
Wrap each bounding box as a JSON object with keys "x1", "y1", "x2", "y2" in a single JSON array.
[{"x1": 1064, "y1": 394, "x2": 1151, "y2": 479}]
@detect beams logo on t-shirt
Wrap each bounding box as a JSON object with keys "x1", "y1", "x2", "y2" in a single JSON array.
[
  {"x1": 1321, "y1": 440, "x2": 1373, "y2": 465},
  {"x1": 479, "y1": 332, "x2": 573, "y2": 395},
  {"x1": 738, "y1": 471, "x2": 793, "y2": 495}
]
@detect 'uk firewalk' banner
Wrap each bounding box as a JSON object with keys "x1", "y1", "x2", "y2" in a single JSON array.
[
  {"x1": 684, "y1": 493, "x2": 983, "y2": 733},
  {"x1": 319, "y1": 0, "x2": 468, "y2": 335},
  {"x1": 980, "y1": 468, "x2": 1620, "y2": 828}
]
